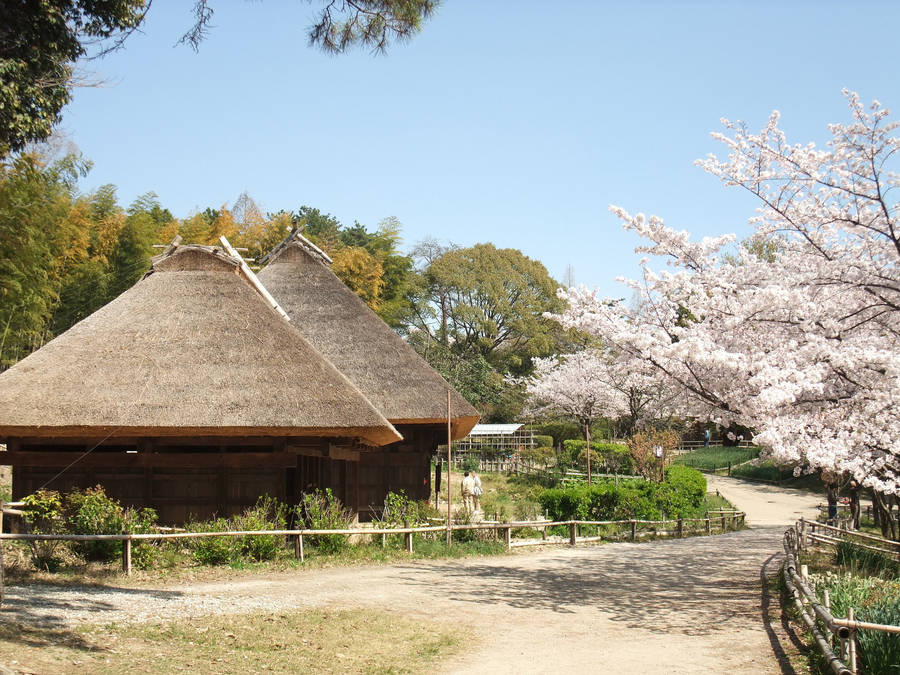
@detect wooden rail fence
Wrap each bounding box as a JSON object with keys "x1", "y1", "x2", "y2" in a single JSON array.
[
  {"x1": 0, "y1": 511, "x2": 746, "y2": 579},
  {"x1": 783, "y1": 521, "x2": 900, "y2": 675}
]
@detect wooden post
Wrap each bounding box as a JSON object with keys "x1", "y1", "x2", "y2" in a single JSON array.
[
  {"x1": 630, "y1": 520, "x2": 636, "y2": 541},
  {"x1": 848, "y1": 607, "x2": 856, "y2": 674},
  {"x1": 504, "y1": 526, "x2": 512, "y2": 550},
  {"x1": 569, "y1": 522, "x2": 577, "y2": 546},
  {"x1": 122, "y1": 537, "x2": 132, "y2": 576},
  {"x1": 446, "y1": 390, "x2": 452, "y2": 547},
  {"x1": 677, "y1": 517, "x2": 683, "y2": 538},
  {"x1": 381, "y1": 532, "x2": 386, "y2": 548},
  {"x1": 541, "y1": 525, "x2": 547, "y2": 541},
  {"x1": 294, "y1": 535, "x2": 301, "y2": 560},
  {"x1": 721, "y1": 514, "x2": 727, "y2": 531},
  {"x1": 298, "y1": 534, "x2": 304, "y2": 563},
  {"x1": 405, "y1": 531, "x2": 413, "y2": 553},
  {"x1": 705, "y1": 514, "x2": 711, "y2": 535}
]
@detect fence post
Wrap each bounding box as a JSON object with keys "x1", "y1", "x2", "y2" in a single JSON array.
[
  {"x1": 848, "y1": 607, "x2": 856, "y2": 674},
  {"x1": 705, "y1": 514, "x2": 711, "y2": 535},
  {"x1": 569, "y1": 521, "x2": 577, "y2": 546},
  {"x1": 381, "y1": 533, "x2": 386, "y2": 548},
  {"x1": 405, "y1": 531, "x2": 413, "y2": 553},
  {"x1": 122, "y1": 537, "x2": 132, "y2": 576},
  {"x1": 541, "y1": 525, "x2": 547, "y2": 541},
  {"x1": 298, "y1": 534, "x2": 305, "y2": 562},
  {"x1": 721, "y1": 514, "x2": 727, "y2": 532},
  {"x1": 630, "y1": 520, "x2": 636, "y2": 541},
  {"x1": 677, "y1": 517, "x2": 683, "y2": 538},
  {"x1": 504, "y1": 525, "x2": 512, "y2": 550}
]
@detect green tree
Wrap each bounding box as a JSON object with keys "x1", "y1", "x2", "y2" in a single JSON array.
[
  {"x1": 0, "y1": 1, "x2": 148, "y2": 156},
  {"x1": 107, "y1": 210, "x2": 156, "y2": 299},
  {"x1": 409, "y1": 243, "x2": 563, "y2": 374},
  {"x1": 0, "y1": 151, "x2": 88, "y2": 368}
]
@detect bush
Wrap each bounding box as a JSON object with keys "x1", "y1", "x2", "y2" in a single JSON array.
[
  {"x1": 461, "y1": 456, "x2": 479, "y2": 474},
  {"x1": 186, "y1": 517, "x2": 237, "y2": 565},
  {"x1": 533, "y1": 435, "x2": 554, "y2": 448},
  {"x1": 539, "y1": 466, "x2": 707, "y2": 522},
  {"x1": 298, "y1": 489, "x2": 352, "y2": 554},
  {"x1": 65, "y1": 486, "x2": 158, "y2": 568},
  {"x1": 187, "y1": 496, "x2": 290, "y2": 565},
  {"x1": 21, "y1": 489, "x2": 66, "y2": 571},
  {"x1": 232, "y1": 495, "x2": 288, "y2": 562},
  {"x1": 659, "y1": 465, "x2": 706, "y2": 515},
  {"x1": 562, "y1": 440, "x2": 632, "y2": 474},
  {"x1": 539, "y1": 481, "x2": 662, "y2": 522}
]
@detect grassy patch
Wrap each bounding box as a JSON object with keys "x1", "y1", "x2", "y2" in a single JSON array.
[
  {"x1": 0, "y1": 609, "x2": 467, "y2": 674},
  {"x1": 673, "y1": 446, "x2": 760, "y2": 471}
]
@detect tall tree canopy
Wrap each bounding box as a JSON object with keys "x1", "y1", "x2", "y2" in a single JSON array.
[
  {"x1": 409, "y1": 243, "x2": 563, "y2": 374},
  {"x1": 1, "y1": 1, "x2": 437, "y2": 157}
]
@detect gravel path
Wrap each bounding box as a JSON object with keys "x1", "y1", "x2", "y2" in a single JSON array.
[{"x1": 2, "y1": 477, "x2": 817, "y2": 673}]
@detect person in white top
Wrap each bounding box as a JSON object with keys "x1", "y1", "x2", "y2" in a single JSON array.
[
  {"x1": 471, "y1": 471, "x2": 483, "y2": 512},
  {"x1": 461, "y1": 471, "x2": 475, "y2": 512}
]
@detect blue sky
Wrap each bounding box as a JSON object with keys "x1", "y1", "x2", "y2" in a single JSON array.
[{"x1": 61, "y1": 1, "x2": 900, "y2": 298}]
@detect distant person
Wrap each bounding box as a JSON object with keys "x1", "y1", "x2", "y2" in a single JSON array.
[
  {"x1": 826, "y1": 483, "x2": 838, "y2": 525},
  {"x1": 461, "y1": 471, "x2": 475, "y2": 512},
  {"x1": 434, "y1": 457, "x2": 443, "y2": 501},
  {"x1": 847, "y1": 479, "x2": 861, "y2": 530},
  {"x1": 471, "y1": 471, "x2": 483, "y2": 512},
  {"x1": 703, "y1": 428, "x2": 711, "y2": 447}
]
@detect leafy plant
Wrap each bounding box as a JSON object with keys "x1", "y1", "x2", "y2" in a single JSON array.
[
  {"x1": 298, "y1": 489, "x2": 352, "y2": 554},
  {"x1": 21, "y1": 489, "x2": 66, "y2": 571}
]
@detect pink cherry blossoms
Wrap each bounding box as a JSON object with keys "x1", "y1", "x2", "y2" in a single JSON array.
[{"x1": 556, "y1": 92, "x2": 900, "y2": 496}]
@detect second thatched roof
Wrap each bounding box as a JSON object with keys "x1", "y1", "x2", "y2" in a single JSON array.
[
  {"x1": 258, "y1": 232, "x2": 480, "y2": 439},
  {"x1": 0, "y1": 244, "x2": 401, "y2": 446}
]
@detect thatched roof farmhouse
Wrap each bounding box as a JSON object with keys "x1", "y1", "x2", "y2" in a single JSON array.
[
  {"x1": 257, "y1": 230, "x2": 480, "y2": 513},
  {"x1": 0, "y1": 244, "x2": 402, "y2": 522}
]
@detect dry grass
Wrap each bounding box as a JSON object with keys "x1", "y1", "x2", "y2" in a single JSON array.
[{"x1": 0, "y1": 609, "x2": 467, "y2": 674}]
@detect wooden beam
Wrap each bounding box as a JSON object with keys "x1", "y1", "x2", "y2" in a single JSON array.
[{"x1": 3, "y1": 451, "x2": 299, "y2": 469}]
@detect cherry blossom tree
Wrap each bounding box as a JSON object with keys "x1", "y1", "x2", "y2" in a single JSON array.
[
  {"x1": 556, "y1": 92, "x2": 899, "y2": 526},
  {"x1": 524, "y1": 349, "x2": 625, "y2": 483}
]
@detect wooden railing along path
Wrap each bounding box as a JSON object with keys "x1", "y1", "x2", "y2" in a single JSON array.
[
  {"x1": 0, "y1": 510, "x2": 745, "y2": 577},
  {"x1": 782, "y1": 521, "x2": 900, "y2": 675}
]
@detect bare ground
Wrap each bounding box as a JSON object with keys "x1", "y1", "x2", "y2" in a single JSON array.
[{"x1": 1, "y1": 477, "x2": 821, "y2": 674}]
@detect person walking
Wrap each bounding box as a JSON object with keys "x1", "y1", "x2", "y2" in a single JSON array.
[
  {"x1": 471, "y1": 470, "x2": 483, "y2": 513},
  {"x1": 826, "y1": 482, "x2": 839, "y2": 525},
  {"x1": 461, "y1": 471, "x2": 475, "y2": 513},
  {"x1": 703, "y1": 428, "x2": 711, "y2": 448},
  {"x1": 847, "y1": 479, "x2": 861, "y2": 530}
]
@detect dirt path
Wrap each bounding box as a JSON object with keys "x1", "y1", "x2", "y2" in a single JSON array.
[{"x1": 2, "y1": 478, "x2": 814, "y2": 674}]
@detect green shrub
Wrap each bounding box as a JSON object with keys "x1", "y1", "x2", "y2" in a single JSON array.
[
  {"x1": 538, "y1": 481, "x2": 662, "y2": 522},
  {"x1": 298, "y1": 489, "x2": 352, "y2": 554},
  {"x1": 661, "y1": 465, "x2": 706, "y2": 514},
  {"x1": 533, "y1": 435, "x2": 554, "y2": 448},
  {"x1": 65, "y1": 486, "x2": 158, "y2": 567},
  {"x1": 562, "y1": 440, "x2": 633, "y2": 473},
  {"x1": 21, "y1": 489, "x2": 66, "y2": 571},
  {"x1": 461, "y1": 457, "x2": 479, "y2": 474},
  {"x1": 186, "y1": 517, "x2": 237, "y2": 565},
  {"x1": 232, "y1": 495, "x2": 288, "y2": 562}
]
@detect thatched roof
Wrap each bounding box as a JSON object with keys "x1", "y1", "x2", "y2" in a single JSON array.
[
  {"x1": 0, "y1": 244, "x2": 401, "y2": 446},
  {"x1": 257, "y1": 232, "x2": 480, "y2": 439}
]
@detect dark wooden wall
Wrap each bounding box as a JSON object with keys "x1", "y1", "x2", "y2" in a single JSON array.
[{"x1": 4, "y1": 425, "x2": 444, "y2": 524}]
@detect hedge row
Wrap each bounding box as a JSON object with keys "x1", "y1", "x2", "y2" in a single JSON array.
[{"x1": 538, "y1": 465, "x2": 707, "y2": 521}]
